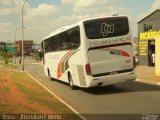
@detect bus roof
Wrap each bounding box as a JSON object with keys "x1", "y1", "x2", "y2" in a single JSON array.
[{"x1": 42, "y1": 15, "x2": 128, "y2": 40}]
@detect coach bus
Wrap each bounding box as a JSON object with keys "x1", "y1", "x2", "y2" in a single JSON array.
[{"x1": 41, "y1": 15, "x2": 136, "y2": 89}]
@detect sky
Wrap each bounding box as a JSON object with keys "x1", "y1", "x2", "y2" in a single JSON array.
[{"x1": 0, "y1": 0, "x2": 160, "y2": 43}]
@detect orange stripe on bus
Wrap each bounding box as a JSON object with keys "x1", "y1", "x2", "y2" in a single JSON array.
[{"x1": 57, "y1": 50, "x2": 73, "y2": 79}]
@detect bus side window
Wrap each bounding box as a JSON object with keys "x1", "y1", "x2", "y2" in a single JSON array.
[
  {"x1": 59, "y1": 32, "x2": 67, "y2": 50},
  {"x1": 44, "y1": 40, "x2": 49, "y2": 53},
  {"x1": 72, "y1": 27, "x2": 80, "y2": 48},
  {"x1": 66, "y1": 26, "x2": 80, "y2": 49},
  {"x1": 51, "y1": 36, "x2": 59, "y2": 51}
]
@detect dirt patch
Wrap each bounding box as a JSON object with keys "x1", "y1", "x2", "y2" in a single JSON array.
[
  {"x1": 1, "y1": 72, "x2": 26, "y2": 104},
  {"x1": 0, "y1": 70, "x2": 82, "y2": 120},
  {"x1": 0, "y1": 71, "x2": 55, "y2": 114}
]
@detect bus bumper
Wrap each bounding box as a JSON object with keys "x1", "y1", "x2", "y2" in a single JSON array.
[{"x1": 84, "y1": 70, "x2": 136, "y2": 88}]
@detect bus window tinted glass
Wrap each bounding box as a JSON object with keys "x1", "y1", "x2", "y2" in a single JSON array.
[
  {"x1": 59, "y1": 26, "x2": 80, "y2": 51},
  {"x1": 84, "y1": 17, "x2": 129, "y2": 39},
  {"x1": 44, "y1": 26, "x2": 80, "y2": 52}
]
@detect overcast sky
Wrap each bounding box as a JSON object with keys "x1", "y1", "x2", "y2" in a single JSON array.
[{"x1": 0, "y1": 0, "x2": 160, "y2": 43}]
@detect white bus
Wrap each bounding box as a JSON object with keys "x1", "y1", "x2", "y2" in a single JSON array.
[{"x1": 41, "y1": 16, "x2": 136, "y2": 89}]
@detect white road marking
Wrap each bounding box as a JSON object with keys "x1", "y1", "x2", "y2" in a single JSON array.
[{"x1": 27, "y1": 73, "x2": 87, "y2": 120}]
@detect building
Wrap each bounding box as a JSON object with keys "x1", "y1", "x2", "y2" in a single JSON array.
[
  {"x1": 138, "y1": 9, "x2": 160, "y2": 66},
  {"x1": 16, "y1": 40, "x2": 33, "y2": 55}
]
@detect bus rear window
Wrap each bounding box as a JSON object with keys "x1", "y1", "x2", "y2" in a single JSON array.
[{"x1": 84, "y1": 17, "x2": 129, "y2": 39}]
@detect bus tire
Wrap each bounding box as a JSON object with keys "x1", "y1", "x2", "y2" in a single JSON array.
[{"x1": 68, "y1": 73, "x2": 77, "y2": 90}]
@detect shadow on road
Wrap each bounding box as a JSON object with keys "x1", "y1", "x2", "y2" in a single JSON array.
[
  {"x1": 81, "y1": 81, "x2": 160, "y2": 95},
  {"x1": 51, "y1": 78, "x2": 160, "y2": 95},
  {"x1": 82, "y1": 85, "x2": 127, "y2": 95}
]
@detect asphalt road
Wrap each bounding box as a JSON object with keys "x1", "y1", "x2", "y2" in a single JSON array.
[{"x1": 24, "y1": 57, "x2": 160, "y2": 120}]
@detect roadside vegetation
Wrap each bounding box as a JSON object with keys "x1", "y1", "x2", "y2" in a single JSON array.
[
  {"x1": 0, "y1": 71, "x2": 82, "y2": 120},
  {"x1": 0, "y1": 52, "x2": 13, "y2": 64},
  {"x1": 0, "y1": 53, "x2": 17, "y2": 69}
]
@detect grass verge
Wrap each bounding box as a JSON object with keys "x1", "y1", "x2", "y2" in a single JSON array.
[{"x1": 0, "y1": 71, "x2": 82, "y2": 120}]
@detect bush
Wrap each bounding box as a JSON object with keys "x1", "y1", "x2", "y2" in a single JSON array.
[{"x1": 0, "y1": 52, "x2": 12, "y2": 64}]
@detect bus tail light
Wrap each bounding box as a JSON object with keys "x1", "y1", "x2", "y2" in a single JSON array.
[
  {"x1": 85, "y1": 63, "x2": 92, "y2": 75},
  {"x1": 133, "y1": 56, "x2": 136, "y2": 68}
]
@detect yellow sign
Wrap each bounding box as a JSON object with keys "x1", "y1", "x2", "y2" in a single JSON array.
[
  {"x1": 155, "y1": 35, "x2": 160, "y2": 76},
  {"x1": 139, "y1": 41, "x2": 147, "y2": 56},
  {"x1": 140, "y1": 31, "x2": 160, "y2": 40}
]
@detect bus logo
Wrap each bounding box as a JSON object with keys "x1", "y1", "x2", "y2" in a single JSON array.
[{"x1": 101, "y1": 23, "x2": 114, "y2": 37}]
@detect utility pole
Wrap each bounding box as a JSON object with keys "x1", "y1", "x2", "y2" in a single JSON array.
[{"x1": 21, "y1": 0, "x2": 27, "y2": 71}]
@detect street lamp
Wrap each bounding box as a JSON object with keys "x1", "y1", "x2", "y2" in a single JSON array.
[{"x1": 21, "y1": 0, "x2": 27, "y2": 71}]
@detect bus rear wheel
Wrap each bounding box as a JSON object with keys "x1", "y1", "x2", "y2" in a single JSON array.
[{"x1": 68, "y1": 73, "x2": 77, "y2": 90}]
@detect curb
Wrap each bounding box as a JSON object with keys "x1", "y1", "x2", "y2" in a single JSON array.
[{"x1": 136, "y1": 79, "x2": 160, "y2": 86}]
